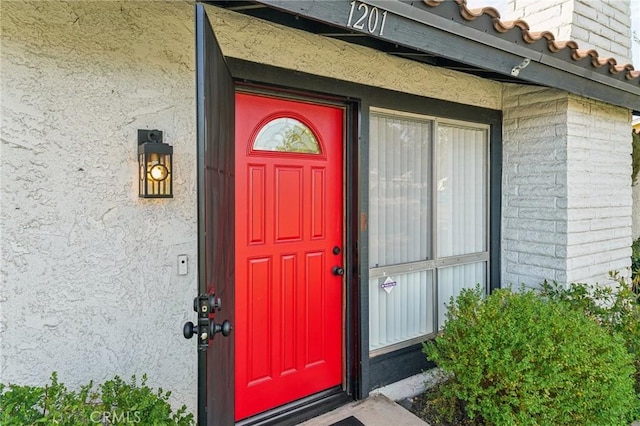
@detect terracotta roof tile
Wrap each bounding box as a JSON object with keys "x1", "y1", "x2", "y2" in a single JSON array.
[{"x1": 421, "y1": 0, "x2": 640, "y2": 87}]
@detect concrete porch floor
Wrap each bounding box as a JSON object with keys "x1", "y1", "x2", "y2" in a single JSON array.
[
  {"x1": 298, "y1": 394, "x2": 427, "y2": 426},
  {"x1": 299, "y1": 370, "x2": 446, "y2": 426}
]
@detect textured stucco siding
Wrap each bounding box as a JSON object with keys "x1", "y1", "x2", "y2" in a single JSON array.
[
  {"x1": 502, "y1": 84, "x2": 633, "y2": 287},
  {"x1": 204, "y1": 5, "x2": 503, "y2": 110},
  {"x1": 1, "y1": 0, "x2": 198, "y2": 413},
  {"x1": 506, "y1": 0, "x2": 632, "y2": 63}
]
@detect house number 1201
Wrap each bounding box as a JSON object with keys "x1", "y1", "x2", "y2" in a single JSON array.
[{"x1": 346, "y1": 1, "x2": 388, "y2": 36}]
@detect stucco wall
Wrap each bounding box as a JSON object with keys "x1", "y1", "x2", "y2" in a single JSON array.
[
  {"x1": 1, "y1": 0, "x2": 198, "y2": 413},
  {"x1": 204, "y1": 5, "x2": 503, "y2": 110},
  {"x1": 502, "y1": 85, "x2": 632, "y2": 287}
]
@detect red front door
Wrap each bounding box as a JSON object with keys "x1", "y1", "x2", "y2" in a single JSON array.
[{"x1": 235, "y1": 93, "x2": 344, "y2": 420}]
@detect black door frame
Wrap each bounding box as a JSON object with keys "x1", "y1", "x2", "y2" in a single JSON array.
[
  {"x1": 233, "y1": 85, "x2": 359, "y2": 426},
  {"x1": 195, "y1": 4, "x2": 236, "y2": 425},
  {"x1": 196, "y1": 7, "x2": 362, "y2": 423}
]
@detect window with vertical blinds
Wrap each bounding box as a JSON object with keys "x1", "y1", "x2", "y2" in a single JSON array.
[
  {"x1": 369, "y1": 108, "x2": 489, "y2": 354},
  {"x1": 437, "y1": 124, "x2": 487, "y2": 257},
  {"x1": 369, "y1": 113, "x2": 432, "y2": 267}
]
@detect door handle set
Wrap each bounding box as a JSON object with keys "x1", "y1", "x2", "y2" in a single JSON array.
[{"x1": 183, "y1": 294, "x2": 231, "y2": 351}]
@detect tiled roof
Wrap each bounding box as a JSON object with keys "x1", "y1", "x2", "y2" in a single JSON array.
[{"x1": 421, "y1": 0, "x2": 640, "y2": 87}]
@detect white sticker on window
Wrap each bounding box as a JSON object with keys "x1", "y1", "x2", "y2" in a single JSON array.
[{"x1": 381, "y1": 276, "x2": 397, "y2": 294}]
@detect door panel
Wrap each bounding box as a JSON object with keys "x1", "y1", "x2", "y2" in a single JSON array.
[
  {"x1": 235, "y1": 93, "x2": 344, "y2": 420},
  {"x1": 311, "y1": 168, "x2": 326, "y2": 239},
  {"x1": 195, "y1": 5, "x2": 235, "y2": 426},
  {"x1": 275, "y1": 166, "x2": 303, "y2": 241}
]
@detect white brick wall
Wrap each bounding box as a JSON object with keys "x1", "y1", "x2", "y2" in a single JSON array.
[
  {"x1": 502, "y1": 86, "x2": 570, "y2": 286},
  {"x1": 506, "y1": 0, "x2": 632, "y2": 63},
  {"x1": 565, "y1": 98, "x2": 633, "y2": 283},
  {"x1": 502, "y1": 86, "x2": 632, "y2": 287}
]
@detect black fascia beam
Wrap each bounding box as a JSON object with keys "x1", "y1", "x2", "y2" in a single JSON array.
[{"x1": 254, "y1": 0, "x2": 640, "y2": 111}]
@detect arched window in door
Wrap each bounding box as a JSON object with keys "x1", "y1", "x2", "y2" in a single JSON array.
[{"x1": 253, "y1": 117, "x2": 321, "y2": 154}]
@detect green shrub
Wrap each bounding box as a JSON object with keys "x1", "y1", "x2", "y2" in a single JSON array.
[
  {"x1": 632, "y1": 238, "x2": 640, "y2": 287},
  {"x1": 424, "y1": 287, "x2": 637, "y2": 426},
  {"x1": 541, "y1": 275, "x2": 640, "y2": 413},
  {"x1": 0, "y1": 373, "x2": 194, "y2": 425}
]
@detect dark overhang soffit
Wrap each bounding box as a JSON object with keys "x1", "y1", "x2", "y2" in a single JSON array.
[{"x1": 211, "y1": 0, "x2": 640, "y2": 113}]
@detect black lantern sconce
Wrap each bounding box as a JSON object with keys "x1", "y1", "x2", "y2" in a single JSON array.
[{"x1": 138, "y1": 129, "x2": 173, "y2": 198}]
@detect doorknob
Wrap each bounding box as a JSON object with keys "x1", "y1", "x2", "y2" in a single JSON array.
[
  {"x1": 332, "y1": 266, "x2": 344, "y2": 276},
  {"x1": 183, "y1": 321, "x2": 198, "y2": 339},
  {"x1": 183, "y1": 294, "x2": 232, "y2": 351},
  {"x1": 183, "y1": 320, "x2": 232, "y2": 340},
  {"x1": 183, "y1": 321, "x2": 214, "y2": 341},
  {"x1": 213, "y1": 320, "x2": 232, "y2": 337}
]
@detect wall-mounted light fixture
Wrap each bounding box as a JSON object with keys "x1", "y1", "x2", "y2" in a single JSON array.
[{"x1": 138, "y1": 129, "x2": 173, "y2": 198}]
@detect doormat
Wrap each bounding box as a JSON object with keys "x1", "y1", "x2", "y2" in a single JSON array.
[{"x1": 328, "y1": 416, "x2": 365, "y2": 426}]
